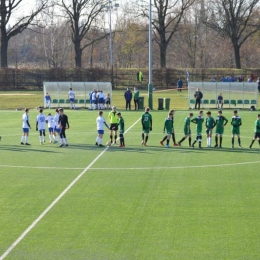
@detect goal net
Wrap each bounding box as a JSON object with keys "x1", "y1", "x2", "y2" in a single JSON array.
[
  {"x1": 188, "y1": 82, "x2": 258, "y2": 109},
  {"x1": 43, "y1": 82, "x2": 112, "y2": 108}
]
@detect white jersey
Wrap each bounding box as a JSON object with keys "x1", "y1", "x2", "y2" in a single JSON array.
[
  {"x1": 46, "y1": 115, "x2": 55, "y2": 128},
  {"x1": 99, "y1": 92, "x2": 105, "y2": 99},
  {"x1": 92, "y1": 92, "x2": 97, "y2": 100},
  {"x1": 96, "y1": 116, "x2": 106, "y2": 130},
  {"x1": 22, "y1": 113, "x2": 30, "y2": 128},
  {"x1": 54, "y1": 113, "x2": 59, "y2": 127},
  {"x1": 36, "y1": 113, "x2": 46, "y2": 130},
  {"x1": 68, "y1": 90, "x2": 75, "y2": 99}
]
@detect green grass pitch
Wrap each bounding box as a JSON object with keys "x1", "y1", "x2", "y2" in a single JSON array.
[{"x1": 0, "y1": 108, "x2": 260, "y2": 260}]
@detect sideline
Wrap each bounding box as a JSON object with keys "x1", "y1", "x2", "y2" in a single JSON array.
[{"x1": 0, "y1": 117, "x2": 140, "y2": 260}]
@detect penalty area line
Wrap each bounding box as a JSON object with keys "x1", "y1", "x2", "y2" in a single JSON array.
[{"x1": 0, "y1": 117, "x2": 140, "y2": 260}]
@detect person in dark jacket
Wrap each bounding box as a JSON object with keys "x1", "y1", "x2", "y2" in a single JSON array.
[
  {"x1": 124, "y1": 88, "x2": 133, "y2": 110},
  {"x1": 194, "y1": 88, "x2": 203, "y2": 110}
]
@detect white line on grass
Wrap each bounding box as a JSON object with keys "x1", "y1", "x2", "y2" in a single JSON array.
[
  {"x1": 0, "y1": 160, "x2": 259, "y2": 172},
  {"x1": 0, "y1": 117, "x2": 140, "y2": 260},
  {"x1": 90, "y1": 160, "x2": 260, "y2": 170}
]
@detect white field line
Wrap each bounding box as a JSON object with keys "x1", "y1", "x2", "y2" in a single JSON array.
[
  {"x1": 0, "y1": 160, "x2": 259, "y2": 172},
  {"x1": 0, "y1": 118, "x2": 140, "y2": 260}
]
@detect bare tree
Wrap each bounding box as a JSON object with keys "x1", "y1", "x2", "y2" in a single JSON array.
[
  {"x1": 0, "y1": 0, "x2": 48, "y2": 68},
  {"x1": 58, "y1": 0, "x2": 110, "y2": 68},
  {"x1": 203, "y1": 0, "x2": 260, "y2": 69}
]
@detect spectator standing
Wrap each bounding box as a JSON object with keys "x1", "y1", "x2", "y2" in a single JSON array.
[
  {"x1": 217, "y1": 93, "x2": 223, "y2": 109},
  {"x1": 194, "y1": 88, "x2": 203, "y2": 110},
  {"x1": 124, "y1": 88, "x2": 132, "y2": 110},
  {"x1": 133, "y1": 87, "x2": 140, "y2": 110},
  {"x1": 177, "y1": 78, "x2": 183, "y2": 94}
]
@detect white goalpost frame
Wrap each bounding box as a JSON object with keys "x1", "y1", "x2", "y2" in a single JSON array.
[
  {"x1": 43, "y1": 82, "x2": 112, "y2": 108},
  {"x1": 188, "y1": 82, "x2": 258, "y2": 109}
]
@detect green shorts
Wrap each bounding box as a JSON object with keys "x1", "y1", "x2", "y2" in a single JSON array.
[
  {"x1": 143, "y1": 127, "x2": 150, "y2": 134},
  {"x1": 165, "y1": 128, "x2": 172, "y2": 135},
  {"x1": 206, "y1": 128, "x2": 213, "y2": 135},
  {"x1": 232, "y1": 127, "x2": 240, "y2": 135},
  {"x1": 215, "y1": 127, "x2": 224, "y2": 135},
  {"x1": 184, "y1": 127, "x2": 191, "y2": 136}
]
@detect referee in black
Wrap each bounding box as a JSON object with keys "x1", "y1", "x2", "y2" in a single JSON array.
[{"x1": 58, "y1": 108, "x2": 70, "y2": 147}]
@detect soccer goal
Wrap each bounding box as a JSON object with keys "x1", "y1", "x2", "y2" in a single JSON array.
[
  {"x1": 188, "y1": 82, "x2": 258, "y2": 109},
  {"x1": 43, "y1": 82, "x2": 112, "y2": 108}
]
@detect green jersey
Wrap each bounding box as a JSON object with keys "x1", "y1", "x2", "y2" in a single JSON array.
[
  {"x1": 141, "y1": 112, "x2": 152, "y2": 129},
  {"x1": 184, "y1": 117, "x2": 191, "y2": 135},
  {"x1": 164, "y1": 117, "x2": 173, "y2": 133},
  {"x1": 231, "y1": 116, "x2": 242, "y2": 129},
  {"x1": 215, "y1": 115, "x2": 228, "y2": 128},
  {"x1": 191, "y1": 116, "x2": 204, "y2": 133},
  {"x1": 205, "y1": 117, "x2": 215, "y2": 129},
  {"x1": 254, "y1": 119, "x2": 260, "y2": 133},
  {"x1": 118, "y1": 117, "x2": 125, "y2": 133},
  {"x1": 134, "y1": 89, "x2": 139, "y2": 99}
]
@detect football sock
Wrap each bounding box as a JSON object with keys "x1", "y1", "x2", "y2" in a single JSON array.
[
  {"x1": 145, "y1": 136, "x2": 148, "y2": 143},
  {"x1": 209, "y1": 137, "x2": 212, "y2": 146},
  {"x1": 166, "y1": 139, "x2": 169, "y2": 145},
  {"x1": 39, "y1": 136, "x2": 42, "y2": 143},
  {"x1": 115, "y1": 135, "x2": 117, "y2": 142},
  {"x1": 96, "y1": 137, "x2": 99, "y2": 143},
  {"x1": 172, "y1": 133, "x2": 176, "y2": 143},
  {"x1": 25, "y1": 136, "x2": 28, "y2": 143},
  {"x1": 110, "y1": 135, "x2": 113, "y2": 142},
  {"x1": 188, "y1": 137, "x2": 191, "y2": 146},
  {"x1": 199, "y1": 142, "x2": 201, "y2": 148},
  {"x1": 122, "y1": 137, "x2": 125, "y2": 145},
  {"x1": 142, "y1": 133, "x2": 145, "y2": 141},
  {"x1": 232, "y1": 137, "x2": 234, "y2": 145},
  {"x1": 215, "y1": 136, "x2": 218, "y2": 145},
  {"x1": 238, "y1": 138, "x2": 241, "y2": 146},
  {"x1": 250, "y1": 140, "x2": 255, "y2": 146},
  {"x1": 21, "y1": 136, "x2": 24, "y2": 142},
  {"x1": 179, "y1": 137, "x2": 185, "y2": 143},
  {"x1": 192, "y1": 140, "x2": 197, "y2": 146},
  {"x1": 64, "y1": 138, "x2": 68, "y2": 144},
  {"x1": 49, "y1": 134, "x2": 52, "y2": 141},
  {"x1": 162, "y1": 136, "x2": 167, "y2": 142},
  {"x1": 220, "y1": 136, "x2": 222, "y2": 146},
  {"x1": 258, "y1": 140, "x2": 260, "y2": 145}
]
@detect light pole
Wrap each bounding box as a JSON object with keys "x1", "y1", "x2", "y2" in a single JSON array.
[
  {"x1": 148, "y1": 0, "x2": 153, "y2": 109},
  {"x1": 101, "y1": 1, "x2": 119, "y2": 89}
]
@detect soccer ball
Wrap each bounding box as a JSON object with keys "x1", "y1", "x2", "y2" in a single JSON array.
[{"x1": 106, "y1": 141, "x2": 111, "y2": 146}]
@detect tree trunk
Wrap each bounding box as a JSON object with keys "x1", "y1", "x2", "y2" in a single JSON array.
[
  {"x1": 160, "y1": 40, "x2": 167, "y2": 68},
  {"x1": 233, "y1": 43, "x2": 241, "y2": 69},
  {"x1": 1, "y1": 0, "x2": 8, "y2": 68},
  {"x1": 74, "y1": 39, "x2": 82, "y2": 68}
]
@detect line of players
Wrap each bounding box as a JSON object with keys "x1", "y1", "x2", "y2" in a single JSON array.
[
  {"x1": 159, "y1": 110, "x2": 260, "y2": 149},
  {"x1": 21, "y1": 108, "x2": 70, "y2": 147}
]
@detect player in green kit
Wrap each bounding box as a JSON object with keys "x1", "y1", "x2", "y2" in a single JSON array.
[
  {"x1": 117, "y1": 112, "x2": 125, "y2": 147},
  {"x1": 141, "y1": 107, "x2": 152, "y2": 146},
  {"x1": 205, "y1": 111, "x2": 216, "y2": 147},
  {"x1": 191, "y1": 110, "x2": 204, "y2": 148},
  {"x1": 214, "y1": 110, "x2": 228, "y2": 148},
  {"x1": 249, "y1": 114, "x2": 260, "y2": 149},
  {"x1": 178, "y1": 113, "x2": 193, "y2": 147},
  {"x1": 231, "y1": 110, "x2": 242, "y2": 148},
  {"x1": 160, "y1": 110, "x2": 178, "y2": 147},
  {"x1": 161, "y1": 112, "x2": 173, "y2": 148}
]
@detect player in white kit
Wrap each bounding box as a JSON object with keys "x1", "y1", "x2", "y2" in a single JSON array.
[
  {"x1": 36, "y1": 108, "x2": 46, "y2": 144},
  {"x1": 21, "y1": 108, "x2": 31, "y2": 145},
  {"x1": 46, "y1": 113, "x2": 55, "y2": 143},
  {"x1": 68, "y1": 87, "x2": 76, "y2": 109},
  {"x1": 96, "y1": 110, "x2": 109, "y2": 147}
]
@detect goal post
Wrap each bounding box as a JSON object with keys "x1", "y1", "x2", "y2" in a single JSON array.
[
  {"x1": 188, "y1": 82, "x2": 258, "y2": 109},
  {"x1": 43, "y1": 82, "x2": 112, "y2": 108}
]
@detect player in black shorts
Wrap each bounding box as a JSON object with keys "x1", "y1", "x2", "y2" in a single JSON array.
[{"x1": 58, "y1": 108, "x2": 70, "y2": 147}]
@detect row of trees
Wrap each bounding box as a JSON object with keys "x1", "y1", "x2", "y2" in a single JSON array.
[{"x1": 1, "y1": 0, "x2": 260, "y2": 70}]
